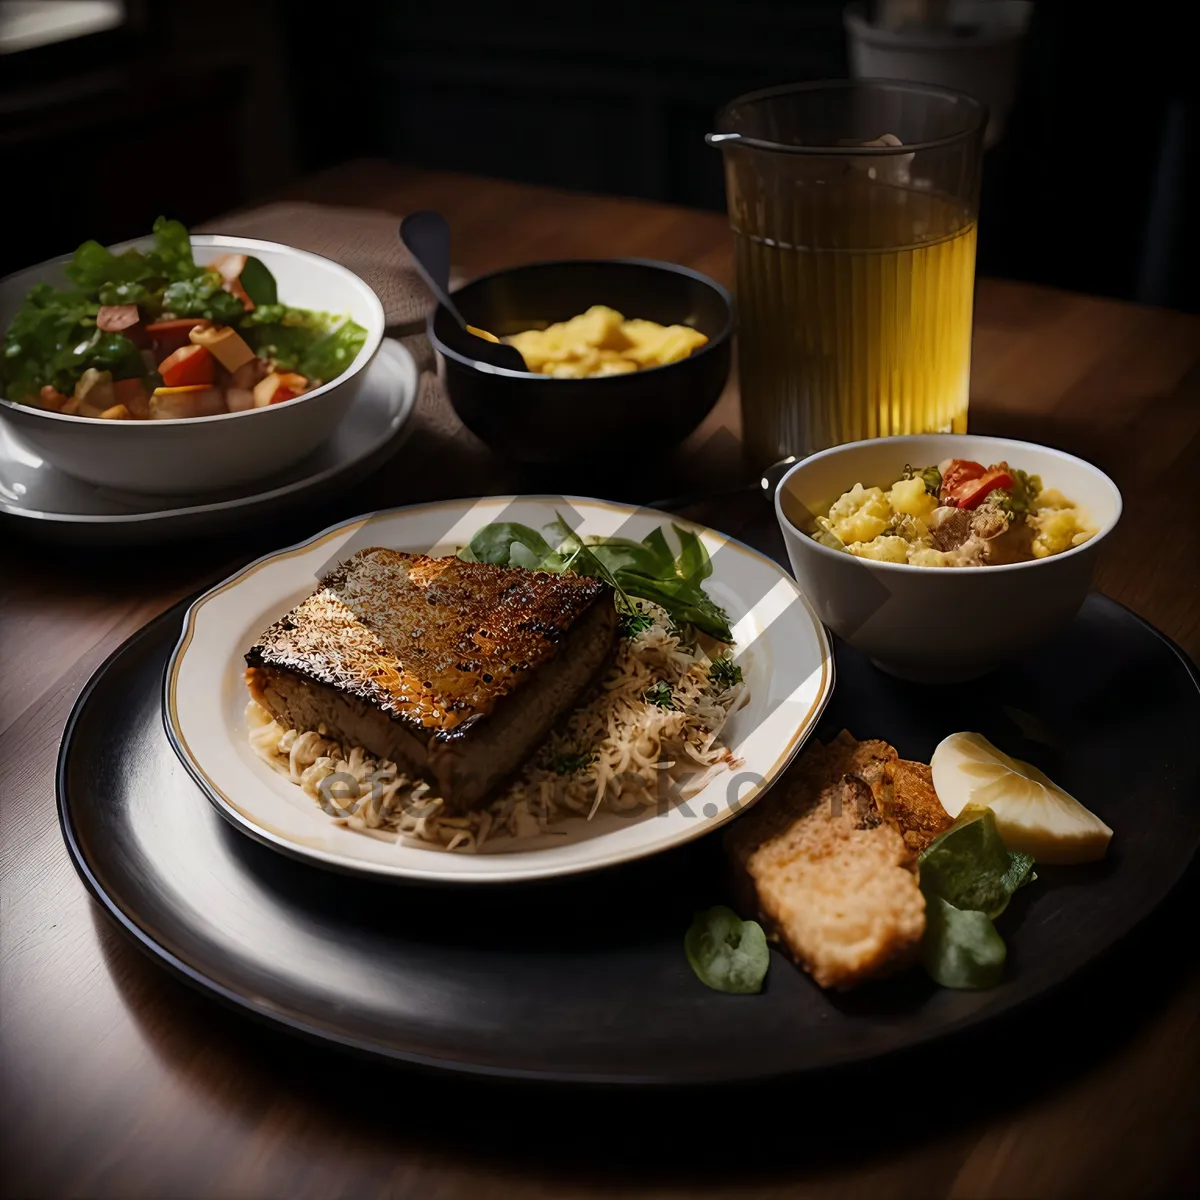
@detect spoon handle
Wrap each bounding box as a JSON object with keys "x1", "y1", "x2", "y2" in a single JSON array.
[{"x1": 399, "y1": 211, "x2": 462, "y2": 326}]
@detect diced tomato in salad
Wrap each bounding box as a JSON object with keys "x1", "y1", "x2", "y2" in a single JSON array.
[
  {"x1": 145, "y1": 318, "x2": 211, "y2": 356},
  {"x1": 159, "y1": 344, "x2": 215, "y2": 388},
  {"x1": 2, "y1": 218, "x2": 368, "y2": 422},
  {"x1": 939, "y1": 459, "x2": 1015, "y2": 509}
]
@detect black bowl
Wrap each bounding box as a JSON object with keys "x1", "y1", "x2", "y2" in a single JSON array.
[{"x1": 429, "y1": 259, "x2": 733, "y2": 464}]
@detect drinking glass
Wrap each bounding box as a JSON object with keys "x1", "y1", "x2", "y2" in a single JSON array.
[{"x1": 708, "y1": 80, "x2": 987, "y2": 468}]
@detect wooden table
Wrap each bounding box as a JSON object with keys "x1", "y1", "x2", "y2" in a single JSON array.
[{"x1": 2, "y1": 162, "x2": 1197, "y2": 1199}]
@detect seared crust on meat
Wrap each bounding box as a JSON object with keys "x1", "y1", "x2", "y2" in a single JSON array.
[
  {"x1": 725, "y1": 731, "x2": 926, "y2": 990},
  {"x1": 246, "y1": 548, "x2": 617, "y2": 810},
  {"x1": 247, "y1": 548, "x2": 610, "y2": 734}
]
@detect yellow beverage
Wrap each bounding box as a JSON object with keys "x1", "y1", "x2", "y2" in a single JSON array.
[{"x1": 732, "y1": 181, "x2": 976, "y2": 465}]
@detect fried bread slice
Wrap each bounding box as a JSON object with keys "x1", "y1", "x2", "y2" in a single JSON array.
[
  {"x1": 726, "y1": 732, "x2": 925, "y2": 989},
  {"x1": 881, "y1": 759, "x2": 953, "y2": 853}
]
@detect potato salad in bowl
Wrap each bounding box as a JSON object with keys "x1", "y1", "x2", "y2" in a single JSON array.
[{"x1": 813, "y1": 457, "x2": 1098, "y2": 568}]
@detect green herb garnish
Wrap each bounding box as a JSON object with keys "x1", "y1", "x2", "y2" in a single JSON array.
[
  {"x1": 904, "y1": 463, "x2": 943, "y2": 497},
  {"x1": 917, "y1": 807, "x2": 1036, "y2": 989},
  {"x1": 551, "y1": 748, "x2": 595, "y2": 775},
  {"x1": 921, "y1": 894, "x2": 1008, "y2": 989},
  {"x1": 458, "y1": 517, "x2": 733, "y2": 641},
  {"x1": 643, "y1": 681, "x2": 675, "y2": 709},
  {"x1": 685, "y1": 906, "x2": 769, "y2": 994},
  {"x1": 162, "y1": 271, "x2": 247, "y2": 322},
  {"x1": 618, "y1": 608, "x2": 655, "y2": 638},
  {"x1": 708, "y1": 654, "x2": 742, "y2": 691},
  {"x1": 996, "y1": 468, "x2": 1043, "y2": 518},
  {"x1": 238, "y1": 256, "x2": 279, "y2": 307}
]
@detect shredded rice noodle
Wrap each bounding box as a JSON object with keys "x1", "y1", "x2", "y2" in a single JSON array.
[{"x1": 247, "y1": 602, "x2": 746, "y2": 852}]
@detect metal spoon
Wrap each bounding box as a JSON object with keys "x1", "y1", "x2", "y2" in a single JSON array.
[{"x1": 399, "y1": 211, "x2": 528, "y2": 372}]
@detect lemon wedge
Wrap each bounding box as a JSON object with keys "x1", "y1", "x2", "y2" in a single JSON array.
[{"x1": 930, "y1": 732, "x2": 1112, "y2": 864}]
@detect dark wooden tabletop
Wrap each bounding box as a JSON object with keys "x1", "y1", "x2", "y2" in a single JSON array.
[{"x1": 2, "y1": 161, "x2": 1198, "y2": 1199}]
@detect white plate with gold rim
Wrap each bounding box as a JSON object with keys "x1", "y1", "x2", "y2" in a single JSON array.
[{"x1": 163, "y1": 496, "x2": 834, "y2": 884}]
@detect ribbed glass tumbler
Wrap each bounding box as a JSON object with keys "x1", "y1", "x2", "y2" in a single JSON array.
[{"x1": 709, "y1": 80, "x2": 987, "y2": 468}]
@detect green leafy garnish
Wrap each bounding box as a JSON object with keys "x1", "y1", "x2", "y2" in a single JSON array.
[
  {"x1": 618, "y1": 608, "x2": 655, "y2": 638},
  {"x1": 458, "y1": 517, "x2": 733, "y2": 641},
  {"x1": 240, "y1": 306, "x2": 328, "y2": 370},
  {"x1": 459, "y1": 522, "x2": 564, "y2": 570},
  {"x1": 1, "y1": 284, "x2": 97, "y2": 402},
  {"x1": 299, "y1": 319, "x2": 368, "y2": 385},
  {"x1": 162, "y1": 271, "x2": 247, "y2": 322},
  {"x1": 65, "y1": 242, "x2": 157, "y2": 292},
  {"x1": 904, "y1": 463, "x2": 943, "y2": 497},
  {"x1": 919, "y1": 807, "x2": 1035, "y2": 919},
  {"x1": 47, "y1": 330, "x2": 145, "y2": 393},
  {"x1": 551, "y1": 748, "x2": 595, "y2": 775},
  {"x1": 996, "y1": 468, "x2": 1043, "y2": 518},
  {"x1": 917, "y1": 807, "x2": 1036, "y2": 989},
  {"x1": 708, "y1": 654, "x2": 742, "y2": 691},
  {"x1": 238, "y1": 256, "x2": 278, "y2": 307},
  {"x1": 240, "y1": 306, "x2": 366, "y2": 383},
  {"x1": 921, "y1": 894, "x2": 1007, "y2": 989},
  {"x1": 151, "y1": 215, "x2": 199, "y2": 281},
  {"x1": 685, "y1": 906, "x2": 769, "y2": 994},
  {"x1": 97, "y1": 279, "x2": 160, "y2": 312},
  {"x1": 64, "y1": 215, "x2": 197, "y2": 295},
  {"x1": 643, "y1": 681, "x2": 675, "y2": 709}
]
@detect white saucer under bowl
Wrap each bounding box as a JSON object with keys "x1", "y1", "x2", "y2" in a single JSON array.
[{"x1": 0, "y1": 340, "x2": 418, "y2": 547}]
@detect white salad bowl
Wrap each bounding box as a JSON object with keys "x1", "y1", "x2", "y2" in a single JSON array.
[
  {"x1": 0, "y1": 235, "x2": 385, "y2": 496},
  {"x1": 775, "y1": 434, "x2": 1123, "y2": 683}
]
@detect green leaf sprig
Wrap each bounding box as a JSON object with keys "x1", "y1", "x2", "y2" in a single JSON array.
[
  {"x1": 707, "y1": 654, "x2": 743, "y2": 692},
  {"x1": 458, "y1": 517, "x2": 733, "y2": 641},
  {"x1": 918, "y1": 806, "x2": 1036, "y2": 989},
  {"x1": 685, "y1": 906, "x2": 769, "y2": 994}
]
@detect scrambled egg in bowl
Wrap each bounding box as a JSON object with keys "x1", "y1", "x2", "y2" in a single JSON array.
[
  {"x1": 812, "y1": 458, "x2": 1097, "y2": 567},
  {"x1": 500, "y1": 305, "x2": 708, "y2": 379}
]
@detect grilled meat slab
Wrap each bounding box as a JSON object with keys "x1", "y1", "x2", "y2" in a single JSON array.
[{"x1": 246, "y1": 548, "x2": 617, "y2": 811}]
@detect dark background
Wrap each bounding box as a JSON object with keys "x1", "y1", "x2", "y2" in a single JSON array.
[{"x1": 1, "y1": 0, "x2": 1194, "y2": 309}]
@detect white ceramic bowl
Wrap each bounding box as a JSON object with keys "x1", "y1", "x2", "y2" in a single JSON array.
[
  {"x1": 775, "y1": 434, "x2": 1122, "y2": 682},
  {"x1": 0, "y1": 234, "x2": 385, "y2": 495}
]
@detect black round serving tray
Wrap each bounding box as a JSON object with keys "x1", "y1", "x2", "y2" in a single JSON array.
[{"x1": 58, "y1": 592, "x2": 1200, "y2": 1086}]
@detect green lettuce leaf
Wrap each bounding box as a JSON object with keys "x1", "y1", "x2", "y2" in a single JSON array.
[
  {"x1": 299, "y1": 319, "x2": 367, "y2": 384},
  {"x1": 97, "y1": 279, "x2": 160, "y2": 311},
  {"x1": 162, "y1": 272, "x2": 246, "y2": 322},
  {"x1": 673, "y1": 522, "x2": 713, "y2": 584},
  {"x1": 151, "y1": 216, "x2": 199, "y2": 282},
  {"x1": 64, "y1": 241, "x2": 158, "y2": 291},
  {"x1": 1, "y1": 284, "x2": 98, "y2": 402},
  {"x1": 238, "y1": 256, "x2": 278, "y2": 307},
  {"x1": 685, "y1": 906, "x2": 769, "y2": 994},
  {"x1": 48, "y1": 330, "x2": 146, "y2": 393},
  {"x1": 240, "y1": 306, "x2": 365, "y2": 381},
  {"x1": 460, "y1": 522, "x2": 563, "y2": 570},
  {"x1": 919, "y1": 807, "x2": 1035, "y2": 919},
  {"x1": 916, "y1": 806, "x2": 1037, "y2": 990},
  {"x1": 921, "y1": 894, "x2": 1007, "y2": 989}
]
